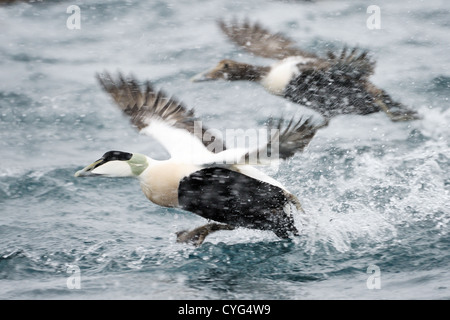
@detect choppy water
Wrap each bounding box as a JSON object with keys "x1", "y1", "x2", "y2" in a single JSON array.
[{"x1": 0, "y1": 0, "x2": 449, "y2": 300}]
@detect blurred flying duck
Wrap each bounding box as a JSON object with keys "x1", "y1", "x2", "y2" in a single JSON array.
[
  {"x1": 75, "y1": 72, "x2": 323, "y2": 246},
  {"x1": 192, "y1": 19, "x2": 420, "y2": 122}
]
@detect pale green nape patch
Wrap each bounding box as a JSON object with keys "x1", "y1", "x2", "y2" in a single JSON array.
[{"x1": 127, "y1": 153, "x2": 149, "y2": 176}]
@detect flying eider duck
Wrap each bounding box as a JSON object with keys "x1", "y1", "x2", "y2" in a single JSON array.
[
  {"x1": 192, "y1": 19, "x2": 420, "y2": 122},
  {"x1": 74, "y1": 72, "x2": 322, "y2": 246}
]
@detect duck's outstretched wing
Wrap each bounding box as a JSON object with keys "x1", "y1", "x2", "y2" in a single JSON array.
[
  {"x1": 208, "y1": 116, "x2": 323, "y2": 166},
  {"x1": 264, "y1": 116, "x2": 325, "y2": 160},
  {"x1": 195, "y1": 118, "x2": 322, "y2": 169},
  {"x1": 242, "y1": 116, "x2": 324, "y2": 164},
  {"x1": 326, "y1": 48, "x2": 419, "y2": 121},
  {"x1": 96, "y1": 72, "x2": 226, "y2": 160},
  {"x1": 325, "y1": 46, "x2": 376, "y2": 81},
  {"x1": 218, "y1": 19, "x2": 317, "y2": 60}
]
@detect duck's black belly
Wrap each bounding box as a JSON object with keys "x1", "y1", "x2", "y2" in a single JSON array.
[
  {"x1": 177, "y1": 167, "x2": 298, "y2": 238},
  {"x1": 284, "y1": 71, "x2": 381, "y2": 119}
]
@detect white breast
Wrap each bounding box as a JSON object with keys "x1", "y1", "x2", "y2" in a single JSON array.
[
  {"x1": 260, "y1": 56, "x2": 314, "y2": 95},
  {"x1": 139, "y1": 160, "x2": 200, "y2": 208}
]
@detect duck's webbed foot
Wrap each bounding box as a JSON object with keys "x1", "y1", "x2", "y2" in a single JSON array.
[
  {"x1": 176, "y1": 223, "x2": 235, "y2": 246},
  {"x1": 375, "y1": 96, "x2": 421, "y2": 122},
  {"x1": 387, "y1": 110, "x2": 421, "y2": 122}
]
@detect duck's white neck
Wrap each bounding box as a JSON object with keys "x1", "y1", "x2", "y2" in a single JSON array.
[
  {"x1": 138, "y1": 159, "x2": 200, "y2": 208},
  {"x1": 260, "y1": 56, "x2": 314, "y2": 95}
]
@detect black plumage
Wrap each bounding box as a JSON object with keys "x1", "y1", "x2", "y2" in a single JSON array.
[{"x1": 178, "y1": 167, "x2": 298, "y2": 238}]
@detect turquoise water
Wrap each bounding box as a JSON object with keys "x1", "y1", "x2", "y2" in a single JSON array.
[{"x1": 0, "y1": 0, "x2": 449, "y2": 299}]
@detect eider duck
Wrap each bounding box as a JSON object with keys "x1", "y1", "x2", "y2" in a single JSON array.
[
  {"x1": 192, "y1": 19, "x2": 419, "y2": 122},
  {"x1": 75, "y1": 72, "x2": 322, "y2": 246}
]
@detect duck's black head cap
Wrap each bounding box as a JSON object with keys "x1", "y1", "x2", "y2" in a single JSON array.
[{"x1": 102, "y1": 151, "x2": 133, "y2": 162}]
